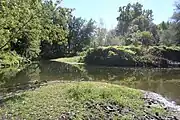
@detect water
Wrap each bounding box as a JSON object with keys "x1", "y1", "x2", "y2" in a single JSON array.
[{"x1": 1, "y1": 61, "x2": 180, "y2": 105}]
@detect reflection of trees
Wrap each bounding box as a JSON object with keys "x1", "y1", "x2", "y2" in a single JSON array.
[
  {"x1": 0, "y1": 63, "x2": 41, "y2": 95},
  {"x1": 85, "y1": 67, "x2": 180, "y2": 82},
  {"x1": 39, "y1": 61, "x2": 88, "y2": 81},
  {"x1": 0, "y1": 61, "x2": 89, "y2": 95}
]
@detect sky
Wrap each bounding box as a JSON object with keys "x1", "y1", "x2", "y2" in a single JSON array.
[{"x1": 61, "y1": 0, "x2": 176, "y2": 29}]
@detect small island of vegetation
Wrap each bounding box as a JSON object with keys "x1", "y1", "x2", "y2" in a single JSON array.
[{"x1": 1, "y1": 82, "x2": 179, "y2": 119}]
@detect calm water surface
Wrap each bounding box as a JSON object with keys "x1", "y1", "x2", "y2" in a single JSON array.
[{"x1": 0, "y1": 61, "x2": 180, "y2": 104}]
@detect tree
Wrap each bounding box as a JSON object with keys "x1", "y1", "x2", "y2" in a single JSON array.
[
  {"x1": 158, "y1": 21, "x2": 169, "y2": 30},
  {"x1": 68, "y1": 17, "x2": 96, "y2": 55},
  {"x1": 115, "y1": 2, "x2": 161, "y2": 46},
  {"x1": 159, "y1": 22, "x2": 177, "y2": 45},
  {"x1": 0, "y1": 0, "x2": 73, "y2": 60},
  {"x1": 116, "y1": 2, "x2": 153, "y2": 36},
  {"x1": 94, "y1": 19, "x2": 107, "y2": 46},
  {"x1": 171, "y1": 1, "x2": 180, "y2": 44},
  {"x1": 105, "y1": 29, "x2": 124, "y2": 46},
  {"x1": 0, "y1": 0, "x2": 42, "y2": 59},
  {"x1": 39, "y1": 0, "x2": 72, "y2": 59},
  {"x1": 131, "y1": 16, "x2": 150, "y2": 32},
  {"x1": 116, "y1": 3, "x2": 134, "y2": 36},
  {"x1": 140, "y1": 31, "x2": 153, "y2": 46}
]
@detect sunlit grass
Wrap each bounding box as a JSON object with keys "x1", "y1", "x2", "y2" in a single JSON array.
[
  {"x1": 51, "y1": 56, "x2": 84, "y2": 64},
  {"x1": 0, "y1": 82, "x2": 144, "y2": 119}
]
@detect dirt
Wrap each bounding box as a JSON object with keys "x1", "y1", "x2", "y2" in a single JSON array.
[{"x1": 59, "y1": 92, "x2": 180, "y2": 120}]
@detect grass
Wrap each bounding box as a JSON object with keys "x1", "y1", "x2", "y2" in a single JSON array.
[
  {"x1": 96, "y1": 45, "x2": 141, "y2": 55},
  {"x1": 0, "y1": 82, "x2": 145, "y2": 119},
  {"x1": 51, "y1": 56, "x2": 84, "y2": 64}
]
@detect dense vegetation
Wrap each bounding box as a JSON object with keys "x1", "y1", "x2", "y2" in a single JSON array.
[
  {"x1": 0, "y1": 0, "x2": 95, "y2": 67},
  {"x1": 1, "y1": 0, "x2": 180, "y2": 68},
  {"x1": 83, "y1": 46, "x2": 180, "y2": 67}
]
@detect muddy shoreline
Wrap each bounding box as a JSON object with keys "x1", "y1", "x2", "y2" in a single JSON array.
[{"x1": 142, "y1": 91, "x2": 180, "y2": 119}]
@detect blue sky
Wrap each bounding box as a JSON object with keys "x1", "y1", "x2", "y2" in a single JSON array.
[{"x1": 61, "y1": 0, "x2": 176, "y2": 29}]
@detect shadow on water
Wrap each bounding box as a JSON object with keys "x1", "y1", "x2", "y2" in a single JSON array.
[
  {"x1": 1, "y1": 61, "x2": 180, "y2": 104},
  {"x1": 0, "y1": 61, "x2": 88, "y2": 96}
]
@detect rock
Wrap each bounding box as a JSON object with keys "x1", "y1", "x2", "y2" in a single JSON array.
[
  {"x1": 143, "y1": 91, "x2": 180, "y2": 120},
  {"x1": 143, "y1": 91, "x2": 180, "y2": 112}
]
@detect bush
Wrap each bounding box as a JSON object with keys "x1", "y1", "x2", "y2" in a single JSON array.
[
  {"x1": 83, "y1": 45, "x2": 180, "y2": 67},
  {"x1": 84, "y1": 46, "x2": 137, "y2": 66},
  {"x1": 148, "y1": 46, "x2": 180, "y2": 62}
]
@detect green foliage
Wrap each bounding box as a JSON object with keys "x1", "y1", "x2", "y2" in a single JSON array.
[
  {"x1": 68, "y1": 17, "x2": 96, "y2": 55},
  {"x1": 84, "y1": 46, "x2": 138, "y2": 66},
  {"x1": 140, "y1": 31, "x2": 153, "y2": 46},
  {"x1": 158, "y1": 21, "x2": 170, "y2": 30},
  {"x1": 0, "y1": 0, "x2": 47, "y2": 63},
  {"x1": 104, "y1": 29, "x2": 122, "y2": 46},
  {"x1": 116, "y1": 2, "x2": 153, "y2": 36},
  {"x1": 148, "y1": 46, "x2": 180, "y2": 62},
  {"x1": 0, "y1": 0, "x2": 96, "y2": 64},
  {"x1": 0, "y1": 51, "x2": 24, "y2": 68},
  {"x1": 0, "y1": 0, "x2": 42, "y2": 59},
  {"x1": 40, "y1": 0, "x2": 71, "y2": 43},
  {"x1": 166, "y1": 1, "x2": 180, "y2": 44},
  {"x1": 158, "y1": 22, "x2": 177, "y2": 45},
  {"x1": 157, "y1": 1, "x2": 180, "y2": 45},
  {"x1": 83, "y1": 45, "x2": 180, "y2": 67},
  {"x1": 114, "y1": 2, "x2": 161, "y2": 46},
  {"x1": 40, "y1": 0, "x2": 72, "y2": 59}
]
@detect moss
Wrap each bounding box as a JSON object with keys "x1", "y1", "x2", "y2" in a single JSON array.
[{"x1": 0, "y1": 82, "x2": 145, "y2": 119}]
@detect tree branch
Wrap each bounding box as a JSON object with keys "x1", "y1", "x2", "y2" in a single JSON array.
[{"x1": 0, "y1": 15, "x2": 34, "y2": 50}]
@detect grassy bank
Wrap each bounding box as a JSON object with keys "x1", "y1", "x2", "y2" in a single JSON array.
[
  {"x1": 51, "y1": 56, "x2": 84, "y2": 65},
  {"x1": 0, "y1": 82, "x2": 168, "y2": 119}
]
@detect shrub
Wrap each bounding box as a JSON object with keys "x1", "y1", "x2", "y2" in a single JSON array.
[
  {"x1": 148, "y1": 46, "x2": 180, "y2": 62},
  {"x1": 83, "y1": 45, "x2": 180, "y2": 67},
  {"x1": 84, "y1": 46, "x2": 137, "y2": 66}
]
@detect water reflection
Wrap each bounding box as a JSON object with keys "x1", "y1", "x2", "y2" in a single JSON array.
[{"x1": 0, "y1": 61, "x2": 180, "y2": 104}]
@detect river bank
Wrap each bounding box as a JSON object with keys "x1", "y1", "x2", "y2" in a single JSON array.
[
  {"x1": 0, "y1": 81, "x2": 179, "y2": 120},
  {"x1": 83, "y1": 46, "x2": 180, "y2": 68}
]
